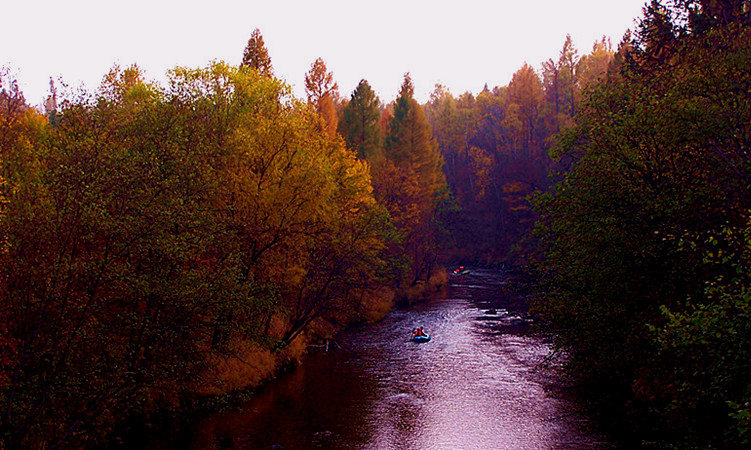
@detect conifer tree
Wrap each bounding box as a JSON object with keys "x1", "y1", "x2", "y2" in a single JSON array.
[
  {"x1": 339, "y1": 79, "x2": 383, "y2": 162},
  {"x1": 241, "y1": 28, "x2": 273, "y2": 77},
  {"x1": 380, "y1": 74, "x2": 447, "y2": 285},
  {"x1": 384, "y1": 73, "x2": 444, "y2": 194}
]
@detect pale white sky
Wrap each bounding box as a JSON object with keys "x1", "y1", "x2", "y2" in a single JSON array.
[{"x1": 3, "y1": 0, "x2": 646, "y2": 107}]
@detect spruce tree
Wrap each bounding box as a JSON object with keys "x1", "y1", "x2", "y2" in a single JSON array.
[
  {"x1": 380, "y1": 74, "x2": 448, "y2": 285},
  {"x1": 339, "y1": 79, "x2": 383, "y2": 162},
  {"x1": 385, "y1": 73, "x2": 445, "y2": 199}
]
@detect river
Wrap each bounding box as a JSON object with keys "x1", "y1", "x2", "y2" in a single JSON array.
[{"x1": 136, "y1": 268, "x2": 613, "y2": 449}]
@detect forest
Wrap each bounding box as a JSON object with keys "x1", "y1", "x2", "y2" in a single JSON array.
[{"x1": 1, "y1": 0, "x2": 750, "y2": 448}]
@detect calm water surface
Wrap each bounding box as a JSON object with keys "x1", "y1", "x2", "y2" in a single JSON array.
[{"x1": 155, "y1": 269, "x2": 612, "y2": 449}]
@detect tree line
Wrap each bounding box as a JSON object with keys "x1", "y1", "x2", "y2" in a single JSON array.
[{"x1": 422, "y1": 34, "x2": 614, "y2": 265}]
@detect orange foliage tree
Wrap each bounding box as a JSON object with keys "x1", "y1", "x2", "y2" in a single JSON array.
[{"x1": 304, "y1": 57, "x2": 339, "y2": 138}]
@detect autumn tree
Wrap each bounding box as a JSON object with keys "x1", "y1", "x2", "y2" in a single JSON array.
[
  {"x1": 541, "y1": 35, "x2": 580, "y2": 133},
  {"x1": 492, "y1": 67, "x2": 548, "y2": 260},
  {"x1": 166, "y1": 62, "x2": 390, "y2": 349},
  {"x1": 304, "y1": 57, "x2": 339, "y2": 138},
  {"x1": 505, "y1": 63, "x2": 544, "y2": 156},
  {"x1": 421, "y1": 37, "x2": 614, "y2": 267},
  {"x1": 576, "y1": 37, "x2": 614, "y2": 91},
  {"x1": 241, "y1": 28, "x2": 273, "y2": 76},
  {"x1": 424, "y1": 84, "x2": 476, "y2": 197},
  {"x1": 424, "y1": 65, "x2": 557, "y2": 265}
]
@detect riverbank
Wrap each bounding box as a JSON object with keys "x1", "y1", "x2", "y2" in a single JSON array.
[
  {"x1": 103, "y1": 269, "x2": 450, "y2": 448},
  {"x1": 114, "y1": 267, "x2": 612, "y2": 449}
]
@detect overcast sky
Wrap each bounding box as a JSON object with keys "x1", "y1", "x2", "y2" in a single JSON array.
[{"x1": 3, "y1": 0, "x2": 647, "y2": 107}]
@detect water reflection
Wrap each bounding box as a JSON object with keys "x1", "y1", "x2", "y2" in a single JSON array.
[{"x1": 154, "y1": 269, "x2": 611, "y2": 449}]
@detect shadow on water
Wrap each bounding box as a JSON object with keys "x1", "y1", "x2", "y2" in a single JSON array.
[{"x1": 125, "y1": 268, "x2": 614, "y2": 449}]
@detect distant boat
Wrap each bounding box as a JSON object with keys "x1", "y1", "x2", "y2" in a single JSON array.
[{"x1": 452, "y1": 266, "x2": 470, "y2": 275}]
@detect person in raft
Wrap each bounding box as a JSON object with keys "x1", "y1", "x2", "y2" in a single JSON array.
[{"x1": 413, "y1": 327, "x2": 426, "y2": 338}]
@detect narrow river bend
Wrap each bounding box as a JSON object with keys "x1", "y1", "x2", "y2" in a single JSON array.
[{"x1": 145, "y1": 268, "x2": 612, "y2": 449}]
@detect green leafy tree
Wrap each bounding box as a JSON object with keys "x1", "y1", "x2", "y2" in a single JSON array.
[
  {"x1": 0, "y1": 66, "x2": 242, "y2": 448},
  {"x1": 533, "y1": 9, "x2": 751, "y2": 446},
  {"x1": 653, "y1": 222, "x2": 751, "y2": 447}
]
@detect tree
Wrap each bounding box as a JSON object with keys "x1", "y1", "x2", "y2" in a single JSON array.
[
  {"x1": 679, "y1": 0, "x2": 751, "y2": 33},
  {"x1": 558, "y1": 34, "x2": 579, "y2": 118},
  {"x1": 380, "y1": 74, "x2": 448, "y2": 285},
  {"x1": 505, "y1": 63, "x2": 543, "y2": 155},
  {"x1": 653, "y1": 221, "x2": 751, "y2": 447},
  {"x1": 384, "y1": 74, "x2": 443, "y2": 183},
  {"x1": 338, "y1": 79, "x2": 383, "y2": 162},
  {"x1": 424, "y1": 84, "x2": 476, "y2": 197},
  {"x1": 576, "y1": 37, "x2": 614, "y2": 91},
  {"x1": 0, "y1": 67, "x2": 238, "y2": 448},
  {"x1": 541, "y1": 35, "x2": 580, "y2": 133},
  {"x1": 634, "y1": 0, "x2": 680, "y2": 69},
  {"x1": 241, "y1": 28, "x2": 273, "y2": 77},
  {"x1": 304, "y1": 57, "x2": 339, "y2": 138}
]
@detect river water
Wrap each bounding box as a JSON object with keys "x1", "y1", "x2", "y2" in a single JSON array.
[{"x1": 146, "y1": 268, "x2": 612, "y2": 449}]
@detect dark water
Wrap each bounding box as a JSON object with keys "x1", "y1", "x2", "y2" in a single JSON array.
[{"x1": 148, "y1": 269, "x2": 612, "y2": 449}]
